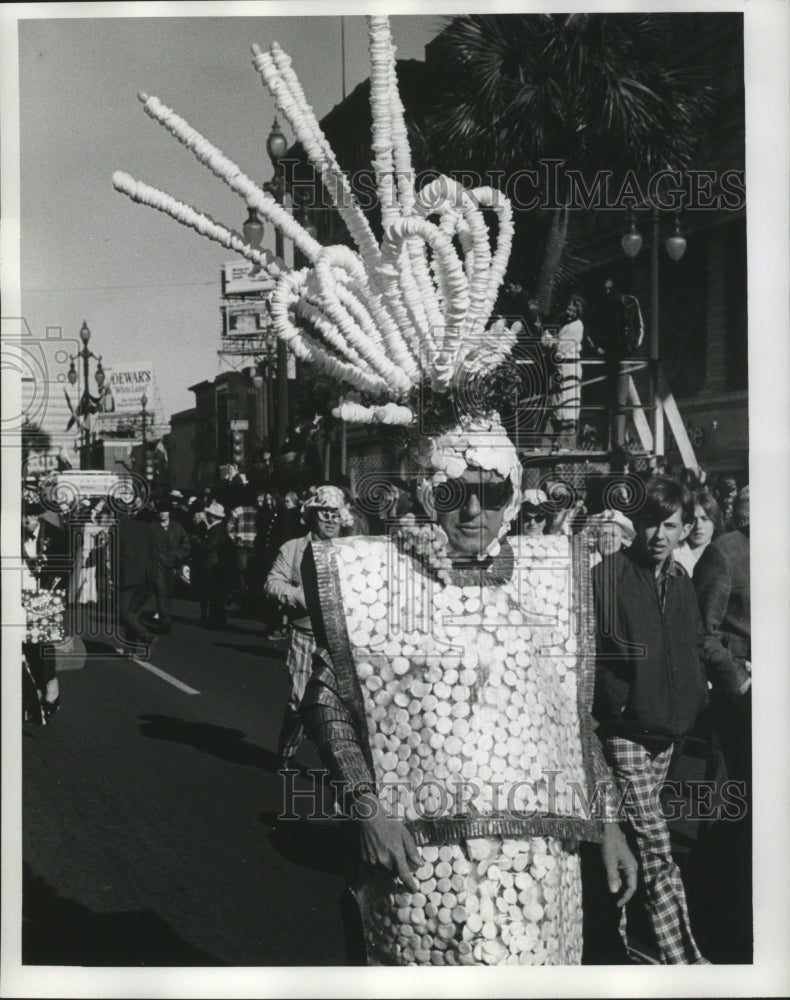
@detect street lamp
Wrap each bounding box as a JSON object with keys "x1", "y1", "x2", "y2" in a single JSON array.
[
  {"x1": 665, "y1": 215, "x2": 688, "y2": 263},
  {"x1": 620, "y1": 207, "x2": 689, "y2": 455},
  {"x1": 251, "y1": 367, "x2": 266, "y2": 442},
  {"x1": 140, "y1": 391, "x2": 154, "y2": 483},
  {"x1": 141, "y1": 391, "x2": 148, "y2": 450},
  {"x1": 243, "y1": 206, "x2": 264, "y2": 249},
  {"x1": 68, "y1": 320, "x2": 104, "y2": 469},
  {"x1": 262, "y1": 116, "x2": 290, "y2": 449},
  {"x1": 620, "y1": 212, "x2": 643, "y2": 259}
]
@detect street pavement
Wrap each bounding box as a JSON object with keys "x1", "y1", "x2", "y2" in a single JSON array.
[
  {"x1": 22, "y1": 598, "x2": 357, "y2": 966},
  {"x1": 21, "y1": 597, "x2": 747, "y2": 966}
]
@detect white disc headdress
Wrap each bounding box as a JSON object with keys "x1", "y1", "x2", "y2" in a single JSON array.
[{"x1": 114, "y1": 16, "x2": 523, "y2": 558}]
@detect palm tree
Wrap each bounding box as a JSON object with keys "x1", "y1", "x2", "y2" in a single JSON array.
[{"x1": 426, "y1": 13, "x2": 713, "y2": 313}]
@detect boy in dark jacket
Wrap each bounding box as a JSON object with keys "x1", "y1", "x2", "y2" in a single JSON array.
[{"x1": 593, "y1": 476, "x2": 709, "y2": 963}]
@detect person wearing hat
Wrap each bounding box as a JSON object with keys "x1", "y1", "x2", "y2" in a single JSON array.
[
  {"x1": 149, "y1": 496, "x2": 191, "y2": 634},
  {"x1": 117, "y1": 506, "x2": 158, "y2": 650},
  {"x1": 515, "y1": 487, "x2": 549, "y2": 535},
  {"x1": 22, "y1": 497, "x2": 70, "y2": 720},
  {"x1": 118, "y1": 16, "x2": 637, "y2": 964},
  {"x1": 227, "y1": 485, "x2": 259, "y2": 614},
  {"x1": 265, "y1": 484, "x2": 353, "y2": 770},
  {"x1": 588, "y1": 509, "x2": 636, "y2": 567},
  {"x1": 190, "y1": 499, "x2": 234, "y2": 628}
]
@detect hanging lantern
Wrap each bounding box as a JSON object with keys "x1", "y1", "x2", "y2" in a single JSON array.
[
  {"x1": 665, "y1": 215, "x2": 687, "y2": 262},
  {"x1": 266, "y1": 117, "x2": 288, "y2": 165},
  {"x1": 620, "y1": 215, "x2": 643, "y2": 259},
  {"x1": 243, "y1": 207, "x2": 264, "y2": 248}
]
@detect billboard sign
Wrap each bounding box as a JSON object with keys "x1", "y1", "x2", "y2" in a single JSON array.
[
  {"x1": 105, "y1": 364, "x2": 155, "y2": 413},
  {"x1": 222, "y1": 302, "x2": 273, "y2": 340},
  {"x1": 221, "y1": 260, "x2": 277, "y2": 297}
]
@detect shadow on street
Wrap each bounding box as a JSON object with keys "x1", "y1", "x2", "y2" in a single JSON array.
[
  {"x1": 211, "y1": 641, "x2": 287, "y2": 661},
  {"x1": 258, "y1": 812, "x2": 365, "y2": 965},
  {"x1": 22, "y1": 864, "x2": 224, "y2": 966},
  {"x1": 138, "y1": 714, "x2": 281, "y2": 774}
]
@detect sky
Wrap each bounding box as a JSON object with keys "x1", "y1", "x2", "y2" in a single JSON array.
[{"x1": 14, "y1": 8, "x2": 443, "y2": 421}]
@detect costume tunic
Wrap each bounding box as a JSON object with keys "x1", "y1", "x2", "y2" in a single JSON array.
[{"x1": 301, "y1": 532, "x2": 615, "y2": 966}]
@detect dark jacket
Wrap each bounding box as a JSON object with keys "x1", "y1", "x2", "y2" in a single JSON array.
[
  {"x1": 118, "y1": 517, "x2": 157, "y2": 587},
  {"x1": 592, "y1": 548, "x2": 708, "y2": 744},
  {"x1": 693, "y1": 529, "x2": 750, "y2": 694},
  {"x1": 24, "y1": 516, "x2": 71, "y2": 589},
  {"x1": 587, "y1": 293, "x2": 644, "y2": 359},
  {"x1": 191, "y1": 522, "x2": 235, "y2": 595},
  {"x1": 149, "y1": 519, "x2": 191, "y2": 571}
]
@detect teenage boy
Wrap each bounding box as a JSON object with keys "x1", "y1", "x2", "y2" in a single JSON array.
[{"x1": 592, "y1": 476, "x2": 709, "y2": 964}]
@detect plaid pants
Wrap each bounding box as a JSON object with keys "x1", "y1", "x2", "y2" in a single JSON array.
[
  {"x1": 603, "y1": 735, "x2": 706, "y2": 964},
  {"x1": 277, "y1": 627, "x2": 316, "y2": 762}
]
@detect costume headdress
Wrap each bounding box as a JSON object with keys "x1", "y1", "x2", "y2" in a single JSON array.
[
  {"x1": 302, "y1": 484, "x2": 354, "y2": 528},
  {"x1": 113, "y1": 16, "x2": 523, "y2": 559}
]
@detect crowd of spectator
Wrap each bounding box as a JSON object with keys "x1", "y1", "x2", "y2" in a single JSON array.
[{"x1": 20, "y1": 458, "x2": 751, "y2": 960}]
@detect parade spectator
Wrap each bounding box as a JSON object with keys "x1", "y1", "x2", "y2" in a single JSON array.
[
  {"x1": 117, "y1": 508, "x2": 157, "y2": 650},
  {"x1": 22, "y1": 498, "x2": 70, "y2": 719},
  {"x1": 149, "y1": 497, "x2": 191, "y2": 634},
  {"x1": 587, "y1": 509, "x2": 635, "y2": 567},
  {"x1": 674, "y1": 490, "x2": 724, "y2": 577},
  {"x1": 191, "y1": 500, "x2": 235, "y2": 628},
  {"x1": 716, "y1": 476, "x2": 738, "y2": 532},
  {"x1": 585, "y1": 277, "x2": 645, "y2": 454},
  {"x1": 22, "y1": 499, "x2": 69, "y2": 591},
  {"x1": 515, "y1": 488, "x2": 548, "y2": 535},
  {"x1": 693, "y1": 486, "x2": 751, "y2": 784},
  {"x1": 253, "y1": 490, "x2": 287, "y2": 635},
  {"x1": 227, "y1": 486, "x2": 259, "y2": 609},
  {"x1": 592, "y1": 476, "x2": 709, "y2": 963},
  {"x1": 265, "y1": 485, "x2": 354, "y2": 771},
  {"x1": 72, "y1": 499, "x2": 101, "y2": 607},
  {"x1": 168, "y1": 490, "x2": 193, "y2": 532},
  {"x1": 691, "y1": 485, "x2": 751, "y2": 958},
  {"x1": 339, "y1": 483, "x2": 370, "y2": 536},
  {"x1": 277, "y1": 491, "x2": 304, "y2": 544},
  {"x1": 542, "y1": 293, "x2": 585, "y2": 452}
]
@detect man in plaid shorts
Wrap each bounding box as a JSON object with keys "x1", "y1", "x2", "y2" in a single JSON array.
[
  {"x1": 592, "y1": 476, "x2": 710, "y2": 963},
  {"x1": 265, "y1": 485, "x2": 354, "y2": 771}
]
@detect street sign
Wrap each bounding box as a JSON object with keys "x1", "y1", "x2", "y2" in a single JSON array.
[
  {"x1": 42, "y1": 470, "x2": 122, "y2": 498},
  {"x1": 221, "y1": 260, "x2": 277, "y2": 296},
  {"x1": 221, "y1": 301, "x2": 273, "y2": 340},
  {"x1": 229, "y1": 419, "x2": 249, "y2": 431}
]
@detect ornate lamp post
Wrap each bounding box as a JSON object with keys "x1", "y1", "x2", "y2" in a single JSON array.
[
  {"x1": 620, "y1": 207, "x2": 688, "y2": 453},
  {"x1": 264, "y1": 117, "x2": 290, "y2": 449},
  {"x1": 242, "y1": 117, "x2": 293, "y2": 450},
  {"x1": 140, "y1": 391, "x2": 153, "y2": 482},
  {"x1": 67, "y1": 320, "x2": 104, "y2": 469}
]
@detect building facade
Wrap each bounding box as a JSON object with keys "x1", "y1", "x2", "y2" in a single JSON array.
[{"x1": 284, "y1": 14, "x2": 748, "y2": 481}]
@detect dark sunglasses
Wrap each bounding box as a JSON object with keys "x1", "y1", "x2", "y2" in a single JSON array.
[
  {"x1": 521, "y1": 512, "x2": 546, "y2": 524},
  {"x1": 315, "y1": 507, "x2": 341, "y2": 523},
  {"x1": 439, "y1": 479, "x2": 514, "y2": 512}
]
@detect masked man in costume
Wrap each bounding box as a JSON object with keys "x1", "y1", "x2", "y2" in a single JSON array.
[
  {"x1": 115, "y1": 14, "x2": 636, "y2": 966},
  {"x1": 298, "y1": 412, "x2": 636, "y2": 965}
]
